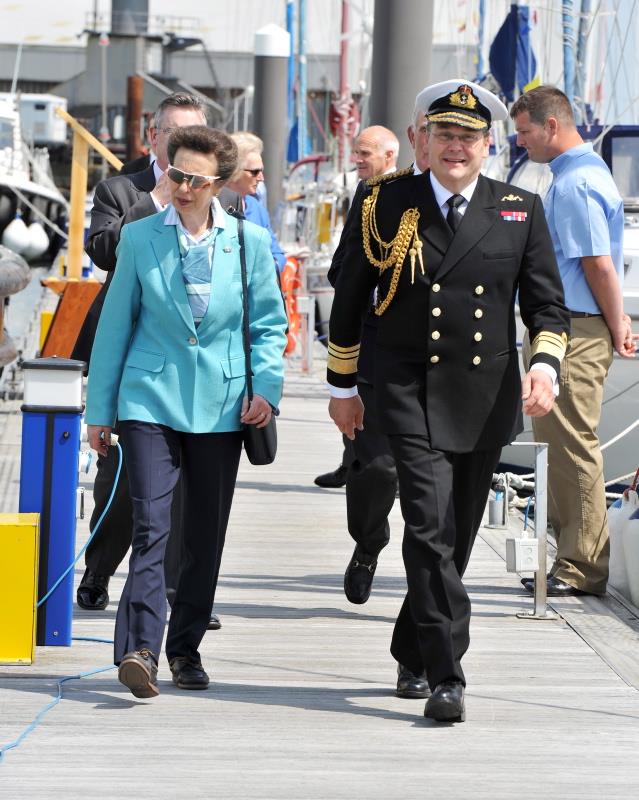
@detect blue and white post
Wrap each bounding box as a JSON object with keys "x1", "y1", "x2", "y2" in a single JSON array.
[{"x1": 19, "y1": 357, "x2": 85, "y2": 646}]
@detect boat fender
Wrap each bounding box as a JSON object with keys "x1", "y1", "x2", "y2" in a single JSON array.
[
  {"x1": 22, "y1": 222, "x2": 50, "y2": 261},
  {"x1": 281, "y1": 256, "x2": 302, "y2": 355},
  {"x1": 620, "y1": 468, "x2": 639, "y2": 607},
  {"x1": 1, "y1": 213, "x2": 30, "y2": 255}
]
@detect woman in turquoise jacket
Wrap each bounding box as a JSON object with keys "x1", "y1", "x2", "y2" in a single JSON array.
[{"x1": 85, "y1": 126, "x2": 287, "y2": 699}]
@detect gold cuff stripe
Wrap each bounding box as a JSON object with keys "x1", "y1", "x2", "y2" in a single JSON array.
[
  {"x1": 427, "y1": 111, "x2": 487, "y2": 130},
  {"x1": 327, "y1": 353, "x2": 359, "y2": 375},
  {"x1": 327, "y1": 341, "x2": 360, "y2": 355},
  {"x1": 531, "y1": 331, "x2": 568, "y2": 361}
]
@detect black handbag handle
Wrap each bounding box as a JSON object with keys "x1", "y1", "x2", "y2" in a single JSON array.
[{"x1": 238, "y1": 218, "x2": 254, "y2": 403}]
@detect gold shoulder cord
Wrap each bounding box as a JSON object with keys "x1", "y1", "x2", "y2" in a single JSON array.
[{"x1": 361, "y1": 169, "x2": 423, "y2": 315}]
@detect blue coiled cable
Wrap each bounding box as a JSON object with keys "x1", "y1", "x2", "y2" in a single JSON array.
[{"x1": 1, "y1": 441, "x2": 123, "y2": 764}]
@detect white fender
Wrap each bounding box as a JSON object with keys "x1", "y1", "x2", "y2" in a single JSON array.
[
  {"x1": 1, "y1": 215, "x2": 30, "y2": 255},
  {"x1": 22, "y1": 222, "x2": 50, "y2": 261},
  {"x1": 620, "y1": 489, "x2": 639, "y2": 607},
  {"x1": 608, "y1": 494, "x2": 633, "y2": 598}
]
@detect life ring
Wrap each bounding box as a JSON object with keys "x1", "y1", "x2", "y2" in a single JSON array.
[{"x1": 281, "y1": 256, "x2": 301, "y2": 355}]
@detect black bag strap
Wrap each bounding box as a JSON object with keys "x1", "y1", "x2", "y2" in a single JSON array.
[{"x1": 238, "y1": 218, "x2": 254, "y2": 403}]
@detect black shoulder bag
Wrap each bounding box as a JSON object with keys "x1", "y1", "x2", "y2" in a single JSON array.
[{"x1": 238, "y1": 218, "x2": 278, "y2": 465}]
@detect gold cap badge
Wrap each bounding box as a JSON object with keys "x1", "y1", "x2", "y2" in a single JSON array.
[{"x1": 449, "y1": 86, "x2": 477, "y2": 110}]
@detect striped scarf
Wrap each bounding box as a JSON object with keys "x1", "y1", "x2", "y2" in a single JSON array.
[{"x1": 177, "y1": 226, "x2": 217, "y2": 327}]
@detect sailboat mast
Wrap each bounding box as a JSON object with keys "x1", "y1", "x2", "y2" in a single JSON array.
[
  {"x1": 476, "y1": 0, "x2": 487, "y2": 82},
  {"x1": 574, "y1": 0, "x2": 592, "y2": 123},
  {"x1": 298, "y1": 0, "x2": 308, "y2": 159},
  {"x1": 338, "y1": 0, "x2": 349, "y2": 172},
  {"x1": 562, "y1": 0, "x2": 576, "y2": 108},
  {"x1": 286, "y1": 0, "x2": 295, "y2": 135}
]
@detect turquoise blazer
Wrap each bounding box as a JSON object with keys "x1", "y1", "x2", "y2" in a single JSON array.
[{"x1": 85, "y1": 209, "x2": 288, "y2": 433}]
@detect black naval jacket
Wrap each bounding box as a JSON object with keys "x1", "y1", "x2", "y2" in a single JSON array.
[
  {"x1": 327, "y1": 170, "x2": 569, "y2": 453},
  {"x1": 327, "y1": 180, "x2": 379, "y2": 384}
]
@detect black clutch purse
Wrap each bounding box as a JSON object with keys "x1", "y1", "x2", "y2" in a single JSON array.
[{"x1": 238, "y1": 218, "x2": 278, "y2": 466}]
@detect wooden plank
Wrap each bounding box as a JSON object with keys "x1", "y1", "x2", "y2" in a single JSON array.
[
  {"x1": 40, "y1": 281, "x2": 102, "y2": 359},
  {"x1": 1, "y1": 360, "x2": 639, "y2": 797}
]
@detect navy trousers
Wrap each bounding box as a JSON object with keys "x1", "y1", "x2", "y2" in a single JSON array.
[
  {"x1": 387, "y1": 435, "x2": 500, "y2": 690},
  {"x1": 114, "y1": 421, "x2": 242, "y2": 665},
  {"x1": 345, "y1": 381, "x2": 398, "y2": 557},
  {"x1": 85, "y1": 443, "x2": 184, "y2": 598}
]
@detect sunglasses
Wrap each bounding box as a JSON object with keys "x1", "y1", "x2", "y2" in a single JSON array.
[
  {"x1": 167, "y1": 166, "x2": 219, "y2": 189},
  {"x1": 244, "y1": 168, "x2": 264, "y2": 177}
]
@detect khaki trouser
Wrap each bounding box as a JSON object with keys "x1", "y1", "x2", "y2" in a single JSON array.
[{"x1": 523, "y1": 317, "x2": 613, "y2": 594}]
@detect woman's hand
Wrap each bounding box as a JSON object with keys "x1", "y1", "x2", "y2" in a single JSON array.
[
  {"x1": 88, "y1": 425, "x2": 113, "y2": 457},
  {"x1": 240, "y1": 395, "x2": 273, "y2": 429}
]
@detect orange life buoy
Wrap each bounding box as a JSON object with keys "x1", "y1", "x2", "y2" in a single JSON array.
[{"x1": 281, "y1": 256, "x2": 301, "y2": 355}]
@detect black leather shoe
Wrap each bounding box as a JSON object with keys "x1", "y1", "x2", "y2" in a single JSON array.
[
  {"x1": 396, "y1": 664, "x2": 430, "y2": 699},
  {"x1": 424, "y1": 681, "x2": 465, "y2": 722},
  {"x1": 76, "y1": 568, "x2": 110, "y2": 611},
  {"x1": 344, "y1": 547, "x2": 377, "y2": 604},
  {"x1": 523, "y1": 575, "x2": 588, "y2": 597},
  {"x1": 118, "y1": 649, "x2": 159, "y2": 699},
  {"x1": 207, "y1": 613, "x2": 222, "y2": 631},
  {"x1": 314, "y1": 464, "x2": 348, "y2": 488},
  {"x1": 169, "y1": 656, "x2": 210, "y2": 690}
]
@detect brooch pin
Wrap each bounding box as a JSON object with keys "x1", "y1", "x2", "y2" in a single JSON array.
[
  {"x1": 500, "y1": 210, "x2": 527, "y2": 222},
  {"x1": 223, "y1": 246, "x2": 232, "y2": 252},
  {"x1": 501, "y1": 194, "x2": 523, "y2": 202}
]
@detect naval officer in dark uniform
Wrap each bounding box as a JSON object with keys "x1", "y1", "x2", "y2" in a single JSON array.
[{"x1": 327, "y1": 80, "x2": 569, "y2": 723}]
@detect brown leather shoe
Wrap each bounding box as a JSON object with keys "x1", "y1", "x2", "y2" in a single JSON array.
[{"x1": 118, "y1": 649, "x2": 159, "y2": 699}]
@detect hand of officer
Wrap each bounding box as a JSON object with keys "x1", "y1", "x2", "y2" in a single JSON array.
[
  {"x1": 616, "y1": 313, "x2": 638, "y2": 358},
  {"x1": 88, "y1": 424, "x2": 112, "y2": 457},
  {"x1": 521, "y1": 370, "x2": 555, "y2": 417},
  {"x1": 241, "y1": 394, "x2": 272, "y2": 428},
  {"x1": 329, "y1": 396, "x2": 365, "y2": 440},
  {"x1": 150, "y1": 172, "x2": 173, "y2": 208}
]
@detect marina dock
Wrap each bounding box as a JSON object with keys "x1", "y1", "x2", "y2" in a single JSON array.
[{"x1": 1, "y1": 355, "x2": 639, "y2": 798}]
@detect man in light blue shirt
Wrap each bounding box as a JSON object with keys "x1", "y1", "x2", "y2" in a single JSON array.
[{"x1": 512, "y1": 85, "x2": 637, "y2": 597}]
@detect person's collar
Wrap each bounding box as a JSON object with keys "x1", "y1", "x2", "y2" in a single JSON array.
[
  {"x1": 412, "y1": 162, "x2": 422, "y2": 175},
  {"x1": 429, "y1": 170, "x2": 478, "y2": 207},
  {"x1": 164, "y1": 195, "x2": 227, "y2": 232},
  {"x1": 549, "y1": 141, "x2": 593, "y2": 175},
  {"x1": 383, "y1": 165, "x2": 397, "y2": 175},
  {"x1": 152, "y1": 160, "x2": 164, "y2": 183}
]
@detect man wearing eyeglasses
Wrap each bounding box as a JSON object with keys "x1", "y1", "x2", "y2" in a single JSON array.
[
  {"x1": 73, "y1": 92, "x2": 240, "y2": 623},
  {"x1": 327, "y1": 79, "x2": 569, "y2": 723}
]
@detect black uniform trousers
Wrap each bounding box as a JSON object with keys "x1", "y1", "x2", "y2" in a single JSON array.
[
  {"x1": 85, "y1": 446, "x2": 185, "y2": 595},
  {"x1": 345, "y1": 381, "x2": 398, "y2": 557},
  {"x1": 114, "y1": 421, "x2": 242, "y2": 666},
  {"x1": 387, "y1": 434, "x2": 500, "y2": 690}
]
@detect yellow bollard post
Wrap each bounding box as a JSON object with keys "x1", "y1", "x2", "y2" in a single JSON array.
[
  {"x1": 53, "y1": 107, "x2": 123, "y2": 280},
  {"x1": 67, "y1": 131, "x2": 89, "y2": 280},
  {"x1": 39, "y1": 310, "x2": 54, "y2": 351},
  {"x1": 0, "y1": 513, "x2": 40, "y2": 665}
]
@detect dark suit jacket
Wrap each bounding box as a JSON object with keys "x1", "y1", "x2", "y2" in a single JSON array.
[
  {"x1": 72, "y1": 167, "x2": 241, "y2": 368},
  {"x1": 121, "y1": 153, "x2": 152, "y2": 175},
  {"x1": 327, "y1": 181, "x2": 378, "y2": 383},
  {"x1": 328, "y1": 171, "x2": 569, "y2": 453}
]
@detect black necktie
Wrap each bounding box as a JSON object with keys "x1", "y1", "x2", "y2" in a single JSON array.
[{"x1": 446, "y1": 194, "x2": 464, "y2": 233}]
